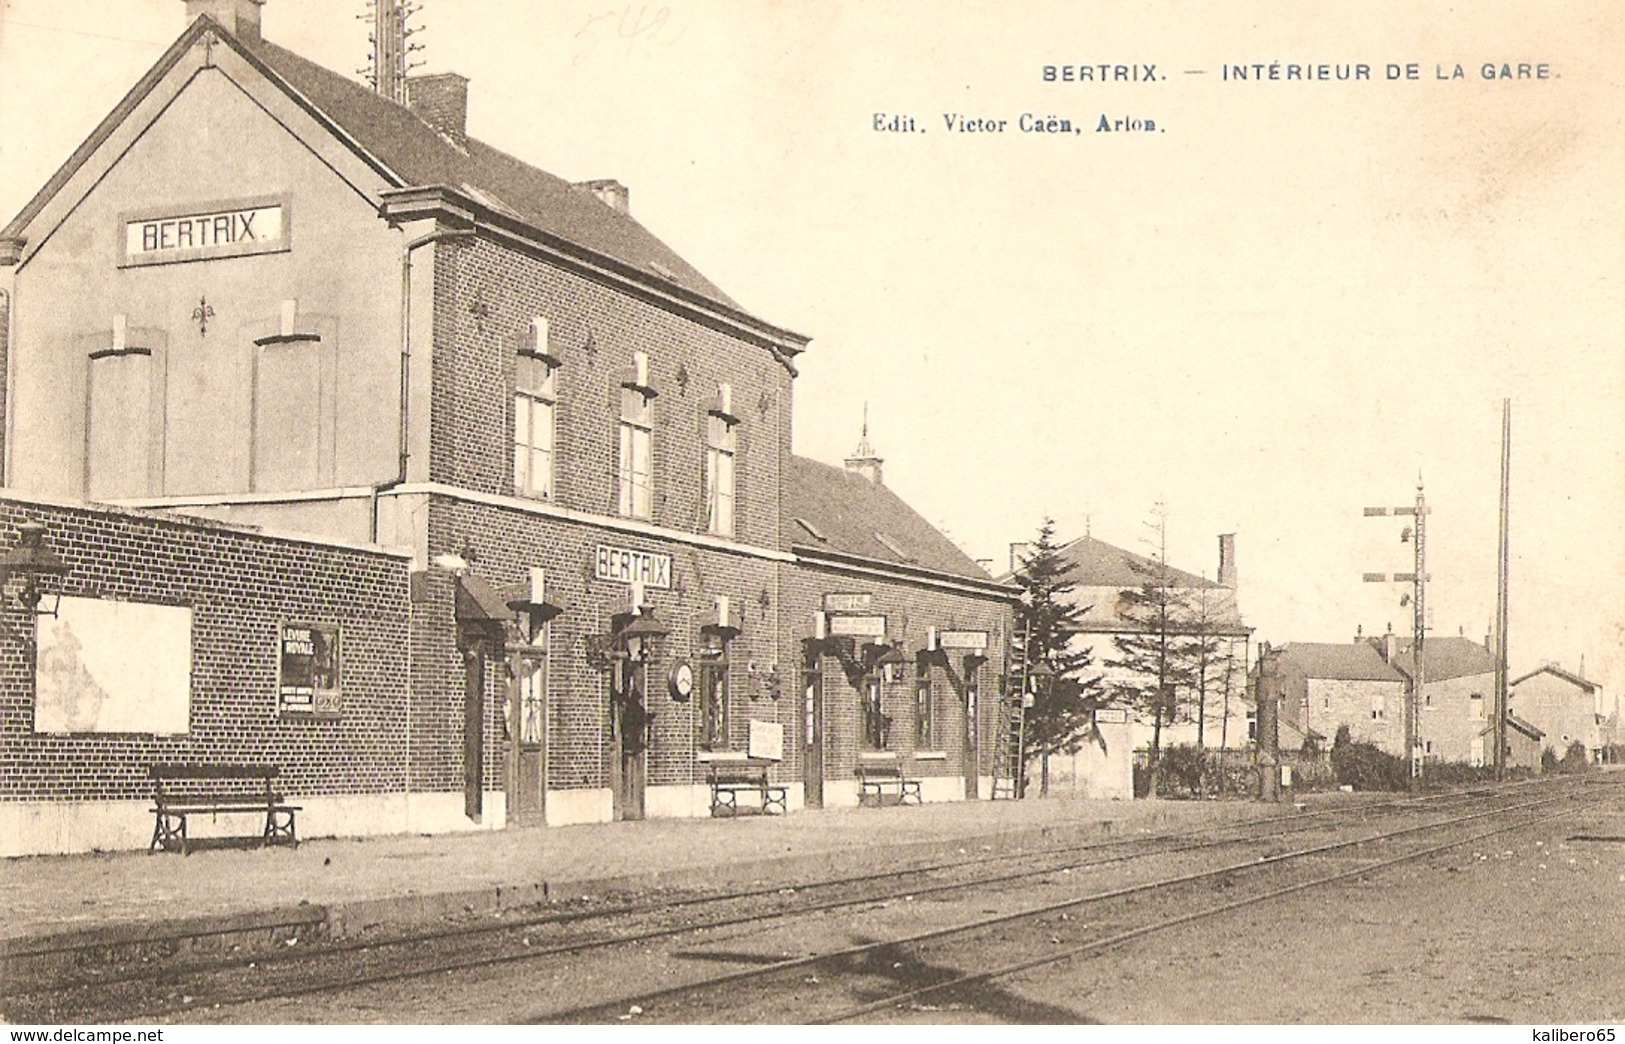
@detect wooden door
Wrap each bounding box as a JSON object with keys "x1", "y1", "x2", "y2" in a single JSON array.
[
  {"x1": 506, "y1": 649, "x2": 547, "y2": 823},
  {"x1": 613, "y1": 657, "x2": 648, "y2": 821}
]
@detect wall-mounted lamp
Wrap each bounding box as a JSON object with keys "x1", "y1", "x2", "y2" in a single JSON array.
[
  {"x1": 505, "y1": 568, "x2": 564, "y2": 644},
  {"x1": 864, "y1": 641, "x2": 908, "y2": 684},
  {"x1": 700, "y1": 594, "x2": 742, "y2": 644},
  {"x1": 617, "y1": 610, "x2": 669, "y2": 662},
  {"x1": 1023, "y1": 659, "x2": 1056, "y2": 707},
  {"x1": 0, "y1": 522, "x2": 69, "y2": 616}
]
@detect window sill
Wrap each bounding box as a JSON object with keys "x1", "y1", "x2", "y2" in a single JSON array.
[
  {"x1": 254, "y1": 331, "x2": 321, "y2": 347},
  {"x1": 695, "y1": 750, "x2": 746, "y2": 763},
  {"x1": 518, "y1": 347, "x2": 562, "y2": 369},
  {"x1": 914, "y1": 750, "x2": 948, "y2": 761},
  {"x1": 858, "y1": 750, "x2": 900, "y2": 762}
]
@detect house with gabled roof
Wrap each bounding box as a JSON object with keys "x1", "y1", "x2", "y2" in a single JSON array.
[
  {"x1": 1268, "y1": 641, "x2": 1408, "y2": 756},
  {"x1": 1001, "y1": 532, "x2": 1252, "y2": 753},
  {"x1": 0, "y1": 0, "x2": 1013, "y2": 852},
  {"x1": 1510, "y1": 663, "x2": 1604, "y2": 763},
  {"x1": 1375, "y1": 633, "x2": 1497, "y2": 765}
]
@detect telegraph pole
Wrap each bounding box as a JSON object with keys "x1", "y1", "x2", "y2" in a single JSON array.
[
  {"x1": 1493, "y1": 400, "x2": 1512, "y2": 780},
  {"x1": 1410, "y1": 479, "x2": 1427, "y2": 785},
  {"x1": 1363, "y1": 480, "x2": 1431, "y2": 788}
]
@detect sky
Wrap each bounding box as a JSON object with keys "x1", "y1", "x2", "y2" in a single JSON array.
[{"x1": 1, "y1": 0, "x2": 1621, "y2": 708}]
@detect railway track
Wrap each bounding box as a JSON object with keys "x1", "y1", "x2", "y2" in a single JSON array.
[
  {"x1": 533, "y1": 777, "x2": 1620, "y2": 1024},
  {"x1": 5, "y1": 775, "x2": 1604, "y2": 1023}
]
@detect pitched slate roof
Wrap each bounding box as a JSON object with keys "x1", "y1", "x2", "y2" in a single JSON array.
[
  {"x1": 1383, "y1": 636, "x2": 1495, "y2": 683},
  {"x1": 1507, "y1": 714, "x2": 1545, "y2": 741},
  {"x1": 785, "y1": 456, "x2": 996, "y2": 584},
  {"x1": 1509, "y1": 663, "x2": 1598, "y2": 692},
  {"x1": 1277, "y1": 642, "x2": 1406, "y2": 682},
  {"x1": 1001, "y1": 534, "x2": 1218, "y2": 591},
  {"x1": 5, "y1": 16, "x2": 799, "y2": 341},
  {"x1": 243, "y1": 37, "x2": 742, "y2": 311}
]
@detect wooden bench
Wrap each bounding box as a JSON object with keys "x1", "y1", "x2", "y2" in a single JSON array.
[
  {"x1": 149, "y1": 764, "x2": 300, "y2": 855},
  {"x1": 706, "y1": 758, "x2": 787, "y2": 817},
  {"x1": 857, "y1": 757, "x2": 923, "y2": 807}
]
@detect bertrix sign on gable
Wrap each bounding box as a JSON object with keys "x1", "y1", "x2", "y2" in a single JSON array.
[{"x1": 121, "y1": 198, "x2": 290, "y2": 267}]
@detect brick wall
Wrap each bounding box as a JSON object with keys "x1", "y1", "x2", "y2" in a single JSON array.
[
  {"x1": 418, "y1": 494, "x2": 791, "y2": 796},
  {"x1": 782, "y1": 561, "x2": 1012, "y2": 783},
  {"x1": 0, "y1": 496, "x2": 412, "y2": 804},
  {"x1": 427, "y1": 237, "x2": 792, "y2": 554}
]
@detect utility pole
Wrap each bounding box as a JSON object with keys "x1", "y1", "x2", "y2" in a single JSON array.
[
  {"x1": 1363, "y1": 479, "x2": 1431, "y2": 788},
  {"x1": 1255, "y1": 641, "x2": 1280, "y2": 803},
  {"x1": 1410, "y1": 479, "x2": 1427, "y2": 786},
  {"x1": 1493, "y1": 399, "x2": 1512, "y2": 780},
  {"x1": 363, "y1": 1, "x2": 425, "y2": 103}
]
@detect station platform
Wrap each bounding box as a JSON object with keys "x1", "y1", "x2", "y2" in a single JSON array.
[{"x1": 0, "y1": 795, "x2": 1288, "y2": 963}]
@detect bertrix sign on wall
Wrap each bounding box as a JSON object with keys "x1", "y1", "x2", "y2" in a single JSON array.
[
  {"x1": 121, "y1": 198, "x2": 290, "y2": 267},
  {"x1": 594, "y1": 544, "x2": 672, "y2": 588}
]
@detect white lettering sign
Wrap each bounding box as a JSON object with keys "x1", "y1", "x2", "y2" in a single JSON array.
[
  {"x1": 828, "y1": 614, "x2": 887, "y2": 638},
  {"x1": 594, "y1": 544, "x2": 672, "y2": 589},
  {"x1": 748, "y1": 720, "x2": 784, "y2": 761},
  {"x1": 822, "y1": 592, "x2": 873, "y2": 613},
  {"x1": 123, "y1": 203, "x2": 288, "y2": 266},
  {"x1": 938, "y1": 630, "x2": 989, "y2": 650}
]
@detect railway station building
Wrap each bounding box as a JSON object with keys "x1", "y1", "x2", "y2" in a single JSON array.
[{"x1": 0, "y1": 0, "x2": 1014, "y2": 855}]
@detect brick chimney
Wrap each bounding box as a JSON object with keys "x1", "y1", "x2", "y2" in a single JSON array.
[
  {"x1": 1217, "y1": 533, "x2": 1237, "y2": 589},
  {"x1": 577, "y1": 179, "x2": 631, "y2": 215},
  {"x1": 406, "y1": 73, "x2": 469, "y2": 148},
  {"x1": 184, "y1": 0, "x2": 263, "y2": 41}
]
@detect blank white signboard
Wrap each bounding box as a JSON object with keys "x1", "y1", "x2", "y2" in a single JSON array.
[{"x1": 34, "y1": 597, "x2": 193, "y2": 735}]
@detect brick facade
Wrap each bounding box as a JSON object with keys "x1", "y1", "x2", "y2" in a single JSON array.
[
  {"x1": 0, "y1": 9, "x2": 1016, "y2": 849},
  {"x1": 783, "y1": 560, "x2": 1011, "y2": 803},
  {"x1": 0, "y1": 495, "x2": 414, "y2": 855}
]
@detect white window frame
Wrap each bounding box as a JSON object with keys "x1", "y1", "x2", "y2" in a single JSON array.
[
  {"x1": 514, "y1": 346, "x2": 557, "y2": 499},
  {"x1": 618, "y1": 373, "x2": 654, "y2": 519},
  {"x1": 704, "y1": 412, "x2": 737, "y2": 537}
]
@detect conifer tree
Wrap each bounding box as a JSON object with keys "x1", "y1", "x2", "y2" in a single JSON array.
[
  {"x1": 1106, "y1": 506, "x2": 1203, "y2": 796},
  {"x1": 1012, "y1": 519, "x2": 1106, "y2": 795}
]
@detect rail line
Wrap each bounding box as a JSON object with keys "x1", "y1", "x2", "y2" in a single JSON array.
[
  {"x1": 535, "y1": 778, "x2": 1617, "y2": 1024},
  {"x1": 4, "y1": 775, "x2": 1593, "y2": 1023},
  {"x1": 4, "y1": 780, "x2": 1494, "y2": 1002}
]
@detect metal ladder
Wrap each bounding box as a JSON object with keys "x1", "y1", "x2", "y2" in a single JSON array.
[{"x1": 990, "y1": 675, "x2": 1026, "y2": 799}]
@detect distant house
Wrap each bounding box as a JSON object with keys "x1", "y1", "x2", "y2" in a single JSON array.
[
  {"x1": 1488, "y1": 713, "x2": 1546, "y2": 771},
  {"x1": 1378, "y1": 634, "x2": 1496, "y2": 765},
  {"x1": 1262, "y1": 632, "x2": 1496, "y2": 765},
  {"x1": 996, "y1": 531, "x2": 1248, "y2": 799},
  {"x1": 1510, "y1": 664, "x2": 1604, "y2": 763},
  {"x1": 1000, "y1": 532, "x2": 1252, "y2": 752},
  {"x1": 1264, "y1": 642, "x2": 1407, "y2": 757}
]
